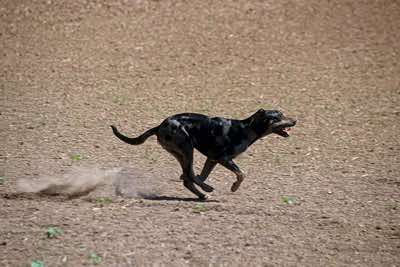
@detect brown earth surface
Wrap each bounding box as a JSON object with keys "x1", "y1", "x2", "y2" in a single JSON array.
[{"x1": 1, "y1": 0, "x2": 400, "y2": 266}]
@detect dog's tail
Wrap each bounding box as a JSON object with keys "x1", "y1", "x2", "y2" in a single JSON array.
[{"x1": 110, "y1": 125, "x2": 159, "y2": 145}]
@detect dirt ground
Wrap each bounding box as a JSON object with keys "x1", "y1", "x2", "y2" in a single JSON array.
[{"x1": 1, "y1": 0, "x2": 399, "y2": 266}]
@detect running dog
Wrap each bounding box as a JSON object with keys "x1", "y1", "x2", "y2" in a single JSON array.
[{"x1": 111, "y1": 109, "x2": 296, "y2": 199}]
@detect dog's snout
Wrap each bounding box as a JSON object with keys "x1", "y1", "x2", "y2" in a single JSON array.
[{"x1": 292, "y1": 119, "x2": 297, "y2": 125}]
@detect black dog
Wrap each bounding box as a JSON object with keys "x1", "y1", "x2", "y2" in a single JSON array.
[{"x1": 111, "y1": 109, "x2": 296, "y2": 199}]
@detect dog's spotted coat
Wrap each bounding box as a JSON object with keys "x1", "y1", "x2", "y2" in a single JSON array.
[{"x1": 111, "y1": 109, "x2": 296, "y2": 199}]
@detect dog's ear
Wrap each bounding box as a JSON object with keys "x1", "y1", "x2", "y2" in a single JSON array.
[
  {"x1": 252, "y1": 109, "x2": 265, "y2": 119},
  {"x1": 248, "y1": 109, "x2": 266, "y2": 126}
]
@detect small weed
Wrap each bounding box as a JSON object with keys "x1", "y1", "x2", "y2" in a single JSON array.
[
  {"x1": 282, "y1": 196, "x2": 295, "y2": 205},
  {"x1": 88, "y1": 252, "x2": 102, "y2": 265},
  {"x1": 46, "y1": 226, "x2": 63, "y2": 238},
  {"x1": 71, "y1": 154, "x2": 83, "y2": 161},
  {"x1": 144, "y1": 150, "x2": 159, "y2": 163},
  {"x1": 386, "y1": 202, "x2": 398, "y2": 211},
  {"x1": 31, "y1": 260, "x2": 44, "y2": 267},
  {"x1": 0, "y1": 176, "x2": 5, "y2": 185},
  {"x1": 94, "y1": 197, "x2": 113, "y2": 205},
  {"x1": 193, "y1": 203, "x2": 207, "y2": 213},
  {"x1": 112, "y1": 96, "x2": 127, "y2": 105}
]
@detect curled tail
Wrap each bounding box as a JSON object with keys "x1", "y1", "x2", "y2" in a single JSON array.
[{"x1": 110, "y1": 125, "x2": 159, "y2": 145}]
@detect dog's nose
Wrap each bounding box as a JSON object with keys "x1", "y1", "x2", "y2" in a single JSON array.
[{"x1": 292, "y1": 119, "x2": 297, "y2": 125}]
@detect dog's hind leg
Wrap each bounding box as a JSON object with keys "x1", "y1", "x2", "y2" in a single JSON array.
[
  {"x1": 218, "y1": 159, "x2": 245, "y2": 192},
  {"x1": 197, "y1": 158, "x2": 217, "y2": 183},
  {"x1": 172, "y1": 145, "x2": 214, "y2": 194},
  {"x1": 158, "y1": 127, "x2": 214, "y2": 197},
  {"x1": 177, "y1": 149, "x2": 214, "y2": 194},
  {"x1": 183, "y1": 180, "x2": 207, "y2": 200},
  {"x1": 169, "y1": 150, "x2": 210, "y2": 199}
]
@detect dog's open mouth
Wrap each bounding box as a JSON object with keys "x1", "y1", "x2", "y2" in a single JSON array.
[
  {"x1": 275, "y1": 127, "x2": 291, "y2": 137},
  {"x1": 272, "y1": 118, "x2": 296, "y2": 138}
]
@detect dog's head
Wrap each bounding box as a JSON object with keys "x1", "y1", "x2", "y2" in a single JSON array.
[{"x1": 250, "y1": 109, "x2": 296, "y2": 138}]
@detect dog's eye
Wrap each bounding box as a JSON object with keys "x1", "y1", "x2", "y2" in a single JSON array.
[{"x1": 268, "y1": 118, "x2": 279, "y2": 124}]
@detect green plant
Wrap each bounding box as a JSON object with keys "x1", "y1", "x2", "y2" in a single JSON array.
[
  {"x1": 0, "y1": 176, "x2": 5, "y2": 185},
  {"x1": 71, "y1": 154, "x2": 83, "y2": 161},
  {"x1": 46, "y1": 226, "x2": 63, "y2": 238},
  {"x1": 193, "y1": 203, "x2": 207, "y2": 213},
  {"x1": 112, "y1": 96, "x2": 127, "y2": 105},
  {"x1": 88, "y1": 252, "x2": 102, "y2": 265},
  {"x1": 281, "y1": 196, "x2": 295, "y2": 205},
  {"x1": 144, "y1": 150, "x2": 157, "y2": 163},
  {"x1": 95, "y1": 197, "x2": 113, "y2": 205},
  {"x1": 386, "y1": 202, "x2": 398, "y2": 211},
  {"x1": 31, "y1": 260, "x2": 44, "y2": 267}
]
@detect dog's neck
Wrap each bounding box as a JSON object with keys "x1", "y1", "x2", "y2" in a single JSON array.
[{"x1": 242, "y1": 114, "x2": 271, "y2": 144}]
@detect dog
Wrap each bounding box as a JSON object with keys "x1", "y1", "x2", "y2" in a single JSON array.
[{"x1": 111, "y1": 109, "x2": 296, "y2": 200}]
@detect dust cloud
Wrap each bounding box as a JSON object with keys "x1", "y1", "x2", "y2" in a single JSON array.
[{"x1": 16, "y1": 166, "x2": 159, "y2": 198}]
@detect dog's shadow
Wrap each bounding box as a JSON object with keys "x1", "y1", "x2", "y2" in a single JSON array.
[
  {"x1": 138, "y1": 193, "x2": 219, "y2": 203},
  {"x1": 1, "y1": 192, "x2": 219, "y2": 203}
]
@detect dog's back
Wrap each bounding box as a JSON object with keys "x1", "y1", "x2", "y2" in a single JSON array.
[{"x1": 160, "y1": 113, "x2": 253, "y2": 160}]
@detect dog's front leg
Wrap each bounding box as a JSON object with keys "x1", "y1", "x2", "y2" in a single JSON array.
[{"x1": 219, "y1": 159, "x2": 245, "y2": 192}]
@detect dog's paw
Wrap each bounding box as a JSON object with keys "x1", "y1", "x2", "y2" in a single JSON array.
[
  {"x1": 193, "y1": 176, "x2": 214, "y2": 192},
  {"x1": 198, "y1": 194, "x2": 208, "y2": 201},
  {"x1": 200, "y1": 183, "x2": 214, "y2": 193},
  {"x1": 230, "y1": 182, "x2": 241, "y2": 192}
]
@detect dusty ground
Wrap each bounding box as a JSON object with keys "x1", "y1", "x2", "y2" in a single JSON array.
[{"x1": 1, "y1": 0, "x2": 400, "y2": 266}]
